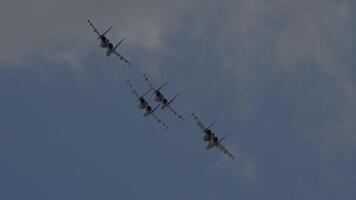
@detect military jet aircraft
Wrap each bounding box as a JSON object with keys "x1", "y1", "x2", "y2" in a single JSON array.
[
  {"x1": 191, "y1": 113, "x2": 236, "y2": 160},
  {"x1": 126, "y1": 80, "x2": 168, "y2": 129},
  {"x1": 87, "y1": 19, "x2": 131, "y2": 66},
  {"x1": 143, "y1": 74, "x2": 184, "y2": 121}
]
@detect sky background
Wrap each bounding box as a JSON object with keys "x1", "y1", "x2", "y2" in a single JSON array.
[{"x1": 1, "y1": 0, "x2": 356, "y2": 199}]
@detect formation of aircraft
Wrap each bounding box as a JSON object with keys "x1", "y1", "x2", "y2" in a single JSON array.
[
  {"x1": 126, "y1": 80, "x2": 168, "y2": 129},
  {"x1": 87, "y1": 19, "x2": 131, "y2": 66},
  {"x1": 143, "y1": 74, "x2": 184, "y2": 121},
  {"x1": 87, "y1": 19, "x2": 237, "y2": 160}
]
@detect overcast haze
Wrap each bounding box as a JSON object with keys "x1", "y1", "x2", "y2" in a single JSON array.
[{"x1": 1, "y1": 0, "x2": 355, "y2": 199}]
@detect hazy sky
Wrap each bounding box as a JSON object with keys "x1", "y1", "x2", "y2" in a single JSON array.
[{"x1": 1, "y1": 0, "x2": 355, "y2": 199}]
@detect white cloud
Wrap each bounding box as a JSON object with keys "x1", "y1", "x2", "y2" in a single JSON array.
[
  {"x1": 192, "y1": 0, "x2": 356, "y2": 189},
  {"x1": 0, "y1": 0, "x2": 196, "y2": 66},
  {"x1": 1, "y1": 0, "x2": 355, "y2": 189}
]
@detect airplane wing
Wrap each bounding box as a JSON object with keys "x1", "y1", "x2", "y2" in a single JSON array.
[
  {"x1": 143, "y1": 74, "x2": 157, "y2": 90},
  {"x1": 167, "y1": 105, "x2": 184, "y2": 121},
  {"x1": 113, "y1": 50, "x2": 131, "y2": 67},
  {"x1": 126, "y1": 80, "x2": 140, "y2": 99},
  {"x1": 87, "y1": 19, "x2": 101, "y2": 37},
  {"x1": 150, "y1": 112, "x2": 168, "y2": 129},
  {"x1": 191, "y1": 113, "x2": 206, "y2": 131},
  {"x1": 216, "y1": 143, "x2": 236, "y2": 160}
]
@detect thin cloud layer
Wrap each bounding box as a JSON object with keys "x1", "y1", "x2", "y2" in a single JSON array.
[
  {"x1": 0, "y1": 0, "x2": 196, "y2": 65},
  {"x1": 1, "y1": 0, "x2": 355, "y2": 194}
]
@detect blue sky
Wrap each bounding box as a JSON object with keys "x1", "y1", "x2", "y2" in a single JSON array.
[{"x1": 1, "y1": 0, "x2": 356, "y2": 199}]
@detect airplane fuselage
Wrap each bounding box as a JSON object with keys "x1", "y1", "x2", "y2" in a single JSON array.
[
  {"x1": 154, "y1": 91, "x2": 169, "y2": 109},
  {"x1": 99, "y1": 37, "x2": 114, "y2": 56},
  {"x1": 161, "y1": 98, "x2": 168, "y2": 108},
  {"x1": 143, "y1": 106, "x2": 152, "y2": 116},
  {"x1": 138, "y1": 97, "x2": 147, "y2": 109},
  {"x1": 154, "y1": 90, "x2": 164, "y2": 102},
  {"x1": 137, "y1": 97, "x2": 152, "y2": 117},
  {"x1": 100, "y1": 36, "x2": 110, "y2": 48},
  {"x1": 106, "y1": 43, "x2": 115, "y2": 56},
  {"x1": 207, "y1": 137, "x2": 217, "y2": 149},
  {"x1": 203, "y1": 129, "x2": 218, "y2": 149}
]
